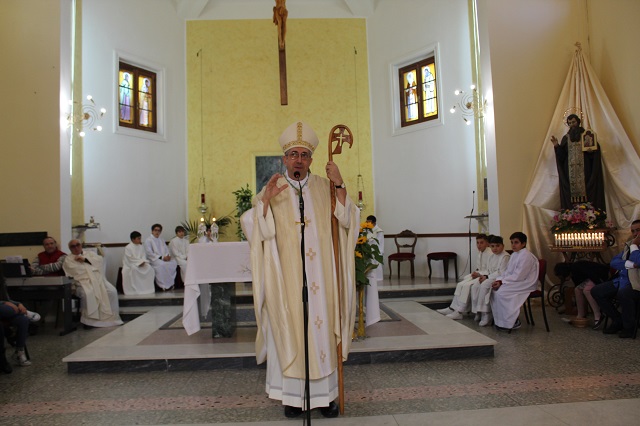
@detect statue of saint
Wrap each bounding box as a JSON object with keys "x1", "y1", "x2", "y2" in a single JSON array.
[{"x1": 550, "y1": 113, "x2": 605, "y2": 210}]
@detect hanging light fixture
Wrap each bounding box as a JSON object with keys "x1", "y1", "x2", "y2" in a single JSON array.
[
  {"x1": 450, "y1": 84, "x2": 487, "y2": 124},
  {"x1": 196, "y1": 48, "x2": 209, "y2": 220},
  {"x1": 356, "y1": 174, "x2": 366, "y2": 211},
  {"x1": 67, "y1": 95, "x2": 106, "y2": 137},
  {"x1": 353, "y1": 46, "x2": 366, "y2": 212}
]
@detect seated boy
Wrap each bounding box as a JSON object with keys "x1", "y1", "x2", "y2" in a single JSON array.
[
  {"x1": 169, "y1": 226, "x2": 189, "y2": 282},
  {"x1": 490, "y1": 232, "x2": 538, "y2": 330},
  {"x1": 144, "y1": 224, "x2": 177, "y2": 291},
  {"x1": 471, "y1": 235, "x2": 510, "y2": 326},
  {"x1": 122, "y1": 231, "x2": 155, "y2": 295},
  {"x1": 437, "y1": 234, "x2": 490, "y2": 319}
]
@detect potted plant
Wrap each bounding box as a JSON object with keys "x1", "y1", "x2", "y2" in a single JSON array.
[
  {"x1": 233, "y1": 184, "x2": 253, "y2": 240},
  {"x1": 354, "y1": 221, "x2": 384, "y2": 339}
]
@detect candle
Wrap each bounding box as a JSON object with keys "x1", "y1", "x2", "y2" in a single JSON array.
[
  {"x1": 358, "y1": 191, "x2": 363, "y2": 201},
  {"x1": 201, "y1": 193, "x2": 205, "y2": 203}
]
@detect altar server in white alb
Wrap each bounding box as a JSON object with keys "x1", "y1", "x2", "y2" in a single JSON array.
[
  {"x1": 241, "y1": 121, "x2": 359, "y2": 419},
  {"x1": 63, "y1": 239, "x2": 123, "y2": 328},
  {"x1": 437, "y1": 234, "x2": 490, "y2": 319},
  {"x1": 470, "y1": 235, "x2": 510, "y2": 326},
  {"x1": 490, "y1": 232, "x2": 539, "y2": 330},
  {"x1": 144, "y1": 223, "x2": 177, "y2": 290},
  {"x1": 122, "y1": 231, "x2": 155, "y2": 295},
  {"x1": 169, "y1": 226, "x2": 189, "y2": 282}
]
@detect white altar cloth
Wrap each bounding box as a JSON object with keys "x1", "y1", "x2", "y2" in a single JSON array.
[{"x1": 182, "y1": 242, "x2": 252, "y2": 335}]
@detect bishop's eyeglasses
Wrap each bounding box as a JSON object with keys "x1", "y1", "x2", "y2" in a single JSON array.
[{"x1": 285, "y1": 151, "x2": 311, "y2": 160}]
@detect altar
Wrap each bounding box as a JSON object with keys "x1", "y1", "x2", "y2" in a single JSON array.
[{"x1": 182, "y1": 242, "x2": 252, "y2": 337}]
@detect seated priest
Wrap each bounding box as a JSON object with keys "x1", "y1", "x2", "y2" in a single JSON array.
[
  {"x1": 122, "y1": 231, "x2": 155, "y2": 295},
  {"x1": 144, "y1": 223, "x2": 177, "y2": 291},
  {"x1": 63, "y1": 240, "x2": 123, "y2": 328}
]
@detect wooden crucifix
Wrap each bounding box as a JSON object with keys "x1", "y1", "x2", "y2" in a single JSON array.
[{"x1": 273, "y1": 0, "x2": 288, "y2": 105}]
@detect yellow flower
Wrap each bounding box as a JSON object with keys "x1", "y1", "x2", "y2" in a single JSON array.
[
  {"x1": 357, "y1": 236, "x2": 368, "y2": 244},
  {"x1": 355, "y1": 251, "x2": 363, "y2": 258}
]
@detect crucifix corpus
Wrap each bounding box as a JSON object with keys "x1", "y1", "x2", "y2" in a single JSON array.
[{"x1": 273, "y1": 0, "x2": 288, "y2": 105}]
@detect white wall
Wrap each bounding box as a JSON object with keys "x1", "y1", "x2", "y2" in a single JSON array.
[
  {"x1": 367, "y1": 0, "x2": 479, "y2": 277},
  {"x1": 79, "y1": 0, "x2": 480, "y2": 280},
  {"x1": 81, "y1": 0, "x2": 187, "y2": 282}
]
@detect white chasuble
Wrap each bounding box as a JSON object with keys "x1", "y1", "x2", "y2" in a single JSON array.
[
  {"x1": 242, "y1": 174, "x2": 359, "y2": 409},
  {"x1": 63, "y1": 251, "x2": 123, "y2": 327}
]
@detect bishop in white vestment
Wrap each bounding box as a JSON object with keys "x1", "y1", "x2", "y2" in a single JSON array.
[
  {"x1": 122, "y1": 231, "x2": 155, "y2": 295},
  {"x1": 241, "y1": 121, "x2": 358, "y2": 419}
]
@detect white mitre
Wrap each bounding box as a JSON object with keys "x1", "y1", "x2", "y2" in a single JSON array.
[{"x1": 278, "y1": 121, "x2": 319, "y2": 153}]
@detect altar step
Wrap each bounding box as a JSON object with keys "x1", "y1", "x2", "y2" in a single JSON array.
[
  {"x1": 117, "y1": 278, "x2": 457, "y2": 309},
  {"x1": 63, "y1": 300, "x2": 495, "y2": 374}
]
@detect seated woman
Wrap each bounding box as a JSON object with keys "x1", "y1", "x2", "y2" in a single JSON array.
[
  {"x1": 1, "y1": 277, "x2": 39, "y2": 371},
  {"x1": 554, "y1": 261, "x2": 610, "y2": 329}
]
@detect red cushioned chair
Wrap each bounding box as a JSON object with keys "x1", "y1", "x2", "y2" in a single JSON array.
[
  {"x1": 388, "y1": 230, "x2": 417, "y2": 279},
  {"x1": 522, "y1": 258, "x2": 550, "y2": 332}
]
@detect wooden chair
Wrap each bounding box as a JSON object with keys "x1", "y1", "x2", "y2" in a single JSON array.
[
  {"x1": 388, "y1": 229, "x2": 417, "y2": 279},
  {"x1": 427, "y1": 252, "x2": 458, "y2": 281},
  {"x1": 522, "y1": 258, "x2": 550, "y2": 332}
]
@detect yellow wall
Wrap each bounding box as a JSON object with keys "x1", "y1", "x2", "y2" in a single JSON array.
[
  {"x1": 486, "y1": 0, "x2": 638, "y2": 235},
  {"x1": 484, "y1": 0, "x2": 589, "y2": 235},
  {"x1": 71, "y1": 0, "x2": 84, "y2": 227},
  {"x1": 588, "y1": 0, "x2": 640, "y2": 156},
  {"x1": 187, "y1": 19, "x2": 373, "y2": 240},
  {"x1": 0, "y1": 0, "x2": 62, "y2": 259}
]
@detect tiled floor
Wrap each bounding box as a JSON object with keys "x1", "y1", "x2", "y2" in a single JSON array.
[{"x1": 2, "y1": 278, "x2": 640, "y2": 425}]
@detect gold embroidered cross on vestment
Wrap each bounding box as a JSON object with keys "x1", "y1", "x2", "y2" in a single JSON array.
[{"x1": 306, "y1": 248, "x2": 317, "y2": 261}]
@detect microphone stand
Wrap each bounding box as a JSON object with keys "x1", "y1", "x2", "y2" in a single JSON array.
[
  {"x1": 295, "y1": 173, "x2": 312, "y2": 425},
  {"x1": 468, "y1": 190, "x2": 475, "y2": 275}
]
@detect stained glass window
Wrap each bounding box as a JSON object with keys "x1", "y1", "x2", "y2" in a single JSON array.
[
  {"x1": 398, "y1": 57, "x2": 438, "y2": 127},
  {"x1": 118, "y1": 62, "x2": 157, "y2": 133}
]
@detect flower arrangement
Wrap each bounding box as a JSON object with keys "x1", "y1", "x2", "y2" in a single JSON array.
[
  {"x1": 355, "y1": 222, "x2": 384, "y2": 288},
  {"x1": 550, "y1": 202, "x2": 609, "y2": 233}
]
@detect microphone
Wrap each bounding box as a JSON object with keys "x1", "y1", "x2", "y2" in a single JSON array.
[
  {"x1": 470, "y1": 190, "x2": 475, "y2": 215},
  {"x1": 294, "y1": 171, "x2": 304, "y2": 210}
]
